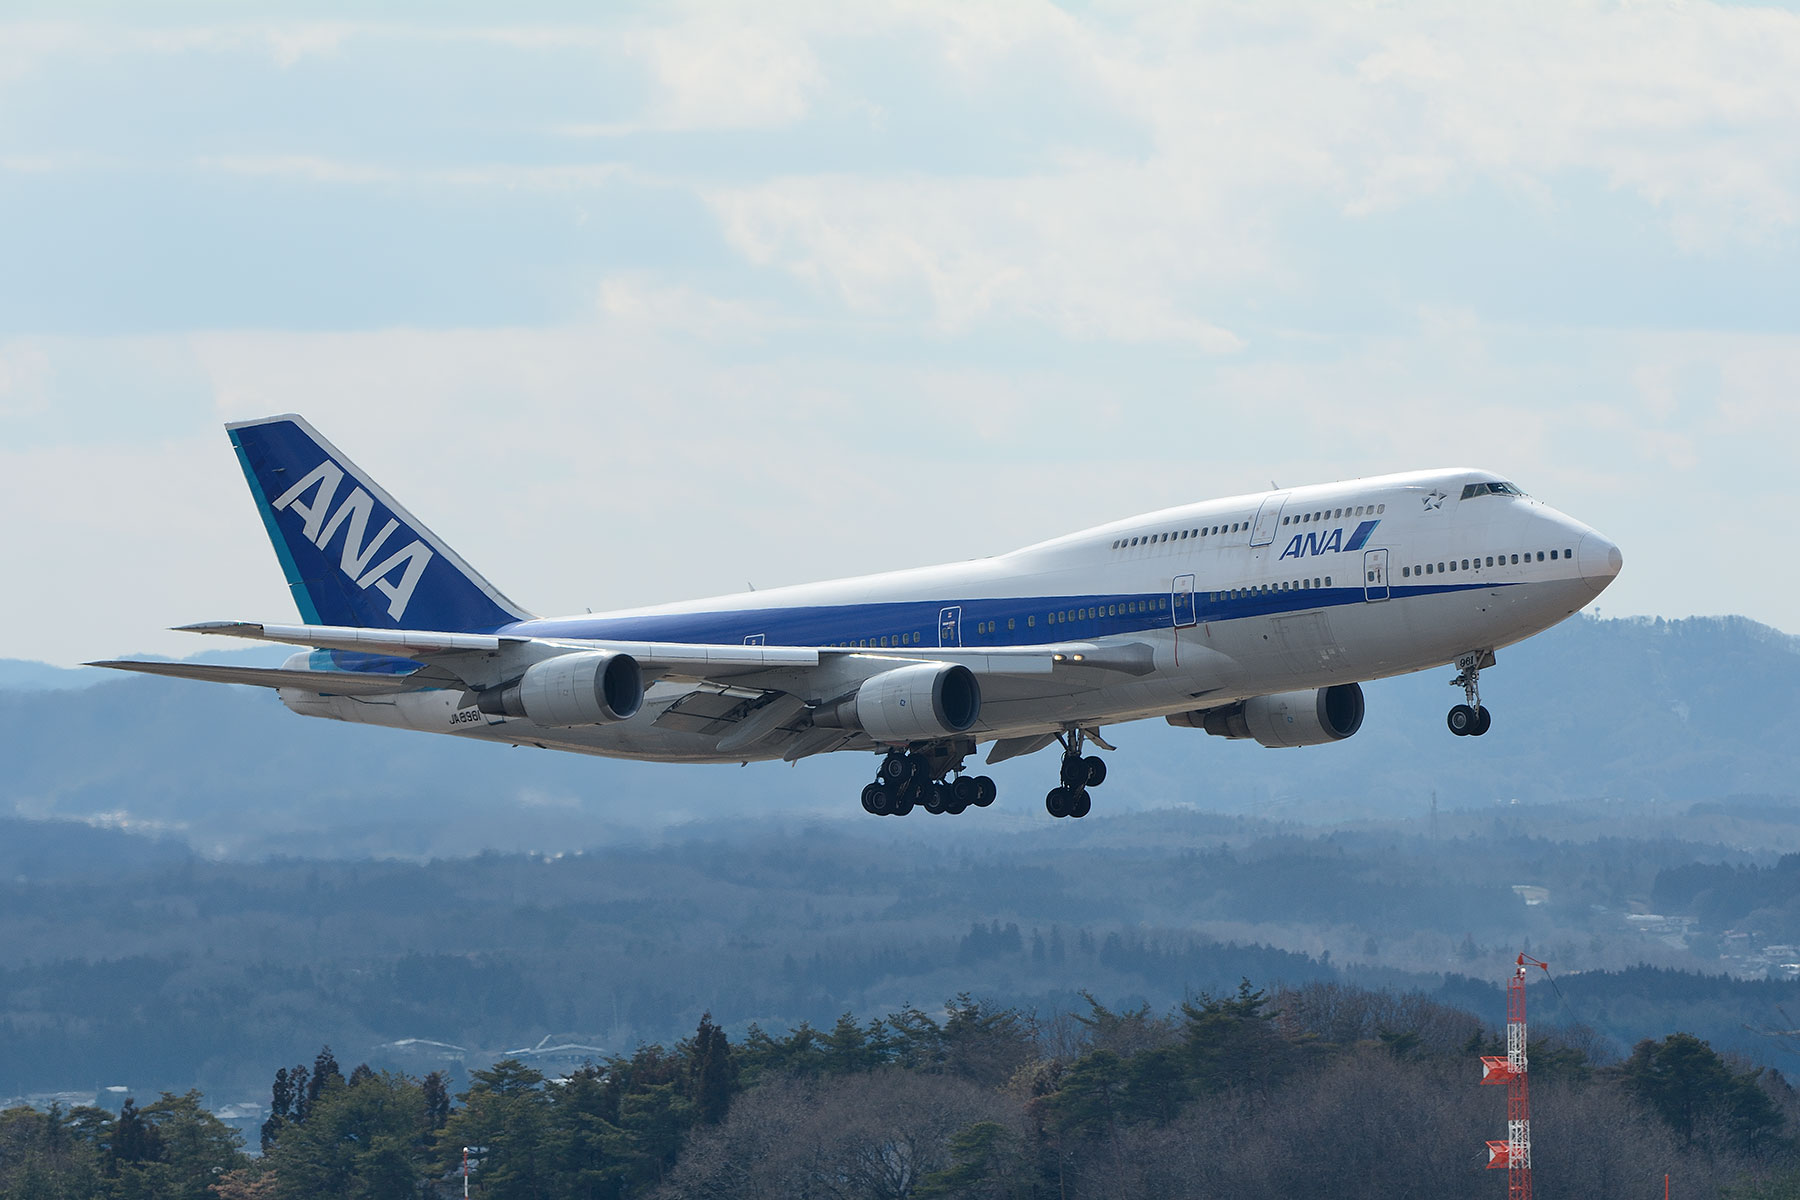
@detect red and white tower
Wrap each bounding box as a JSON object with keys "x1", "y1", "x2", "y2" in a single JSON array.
[{"x1": 1480, "y1": 954, "x2": 1548, "y2": 1200}]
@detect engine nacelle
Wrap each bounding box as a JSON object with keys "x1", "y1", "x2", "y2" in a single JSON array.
[
  {"x1": 814, "y1": 662, "x2": 982, "y2": 744},
  {"x1": 1168, "y1": 683, "x2": 1364, "y2": 749},
  {"x1": 477, "y1": 651, "x2": 643, "y2": 727}
]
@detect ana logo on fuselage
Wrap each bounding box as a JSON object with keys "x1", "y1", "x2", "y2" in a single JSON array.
[
  {"x1": 1279, "y1": 519, "x2": 1380, "y2": 561},
  {"x1": 270, "y1": 460, "x2": 434, "y2": 620}
]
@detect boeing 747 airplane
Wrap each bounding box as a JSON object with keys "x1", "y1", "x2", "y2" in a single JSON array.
[{"x1": 95, "y1": 415, "x2": 1623, "y2": 819}]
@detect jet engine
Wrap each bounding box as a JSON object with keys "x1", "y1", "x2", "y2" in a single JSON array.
[
  {"x1": 813, "y1": 662, "x2": 982, "y2": 744},
  {"x1": 1167, "y1": 682, "x2": 1364, "y2": 749},
  {"x1": 476, "y1": 651, "x2": 643, "y2": 727}
]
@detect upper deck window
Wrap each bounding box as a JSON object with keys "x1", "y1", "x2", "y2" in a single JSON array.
[{"x1": 1461, "y1": 481, "x2": 1525, "y2": 500}]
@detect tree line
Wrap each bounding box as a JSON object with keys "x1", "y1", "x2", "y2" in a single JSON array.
[{"x1": 6, "y1": 979, "x2": 1800, "y2": 1198}]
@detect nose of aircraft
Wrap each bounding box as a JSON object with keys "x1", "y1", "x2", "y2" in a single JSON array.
[{"x1": 1578, "y1": 531, "x2": 1624, "y2": 591}]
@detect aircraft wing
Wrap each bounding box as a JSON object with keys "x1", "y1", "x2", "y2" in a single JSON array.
[
  {"x1": 168, "y1": 621, "x2": 1155, "y2": 690},
  {"x1": 86, "y1": 659, "x2": 441, "y2": 696}
]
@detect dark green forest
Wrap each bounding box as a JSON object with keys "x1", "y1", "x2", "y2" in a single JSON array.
[{"x1": 8, "y1": 984, "x2": 1800, "y2": 1199}]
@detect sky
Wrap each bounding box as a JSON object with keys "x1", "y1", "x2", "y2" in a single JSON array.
[{"x1": 2, "y1": 0, "x2": 1798, "y2": 667}]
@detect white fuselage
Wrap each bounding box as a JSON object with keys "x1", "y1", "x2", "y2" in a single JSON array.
[{"x1": 280, "y1": 468, "x2": 1620, "y2": 762}]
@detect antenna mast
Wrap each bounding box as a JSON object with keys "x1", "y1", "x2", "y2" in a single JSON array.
[{"x1": 1480, "y1": 953, "x2": 1548, "y2": 1200}]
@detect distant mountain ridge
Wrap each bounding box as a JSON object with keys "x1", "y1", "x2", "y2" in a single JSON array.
[
  {"x1": 0, "y1": 659, "x2": 102, "y2": 691},
  {"x1": 1, "y1": 615, "x2": 1794, "y2": 860}
]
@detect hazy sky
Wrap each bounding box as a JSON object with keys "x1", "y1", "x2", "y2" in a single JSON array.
[{"x1": 3, "y1": 1, "x2": 1798, "y2": 666}]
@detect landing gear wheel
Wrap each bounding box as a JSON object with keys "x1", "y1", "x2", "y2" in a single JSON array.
[
  {"x1": 952, "y1": 776, "x2": 981, "y2": 808},
  {"x1": 879, "y1": 753, "x2": 913, "y2": 784},
  {"x1": 860, "y1": 783, "x2": 881, "y2": 814},
  {"x1": 1082, "y1": 756, "x2": 1107, "y2": 788},
  {"x1": 945, "y1": 792, "x2": 969, "y2": 815},
  {"x1": 1046, "y1": 787, "x2": 1074, "y2": 818},
  {"x1": 1070, "y1": 790, "x2": 1092, "y2": 819},
  {"x1": 922, "y1": 783, "x2": 949, "y2": 815},
  {"x1": 973, "y1": 776, "x2": 997, "y2": 807},
  {"x1": 1447, "y1": 651, "x2": 1493, "y2": 740},
  {"x1": 866, "y1": 784, "x2": 894, "y2": 816},
  {"x1": 892, "y1": 794, "x2": 915, "y2": 816},
  {"x1": 1060, "y1": 756, "x2": 1087, "y2": 787}
]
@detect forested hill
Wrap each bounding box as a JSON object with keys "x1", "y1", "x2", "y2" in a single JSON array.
[
  {"x1": 8, "y1": 805, "x2": 1800, "y2": 1106},
  {"x1": 2, "y1": 614, "x2": 1794, "y2": 860},
  {"x1": 6, "y1": 987, "x2": 1800, "y2": 1199}
]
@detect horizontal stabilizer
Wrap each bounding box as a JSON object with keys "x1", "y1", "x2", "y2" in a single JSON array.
[{"x1": 86, "y1": 660, "x2": 428, "y2": 696}]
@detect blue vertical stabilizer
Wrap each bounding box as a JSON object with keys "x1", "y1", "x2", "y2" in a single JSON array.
[{"x1": 227, "y1": 414, "x2": 531, "y2": 631}]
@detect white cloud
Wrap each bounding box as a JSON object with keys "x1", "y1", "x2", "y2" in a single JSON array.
[
  {"x1": 0, "y1": 340, "x2": 51, "y2": 418},
  {"x1": 708, "y1": 170, "x2": 1250, "y2": 348},
  {"x1": 677, "y1": 1, "x2": 1800, "y2": 344},
  {"x1": 633, "y1": 18, "x2": 822, "y2": 131},
  {"x1": 196, "y1": 154, "x2": 639, "y2": 191}
]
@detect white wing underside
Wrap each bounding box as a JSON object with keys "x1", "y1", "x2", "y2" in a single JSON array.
[{"x1": 90, "y1": 621, "x2": 1164, "y2": 762}]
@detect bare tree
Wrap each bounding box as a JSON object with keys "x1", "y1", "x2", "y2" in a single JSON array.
[{"x1": 663, "y1": 1069, "x2": 1020, "y2": 1200}]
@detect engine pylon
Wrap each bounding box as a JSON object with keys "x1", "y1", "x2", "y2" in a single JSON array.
[{"x1": 1479, "y1": 953, "x2": 1548, "y2": 1200}]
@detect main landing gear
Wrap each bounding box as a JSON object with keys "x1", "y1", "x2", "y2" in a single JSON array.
[
  {"x1": 1447, "y1": 651, "x2": 1495, "y2": 737},
  {"x1": 859, "y1": 746, "x2": 996, "y2": 817},
  {"x1": 1045, "y1": 728, "x2": 1107, "y2": 819}
]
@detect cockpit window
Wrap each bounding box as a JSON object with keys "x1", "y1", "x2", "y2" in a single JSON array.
[{"x1": 1461, "y1": 480, "x2": 1525, "y2": 500}]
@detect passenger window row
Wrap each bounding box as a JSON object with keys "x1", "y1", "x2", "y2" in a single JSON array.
[
  {"x1": 828, "y1": 596, "x2": 1182, "y2": 647},
  {"x1": 1400, "y1": 548, "x2": 1575, "y2": 579},
  {"x1": 1209, "y1": 578, "x2": 1332, "y2": 601},
  {"x1": 1113, "y1": 501, "x2": 1389, "y2": 551},
  {"x1": 1045, "y1": 598, "x2": 1168, "y2": 625},
  {"x1": 1113, "y1": 523, "x2": 1240, "y2": 550},
  {"x1": 829, "y1": 632, "x2": 926, "y2": 649},
  {"x1": 1282, "y1": 503, "x2": 1385, "y2": 527}
]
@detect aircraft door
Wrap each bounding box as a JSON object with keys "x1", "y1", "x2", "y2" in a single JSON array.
[
  {"x1": 938, "y1": 606, "x2": 962, "y2": 648},
  {"x1": 1363, "y1": 549, "x2": 1390, "y2": 602},
  {"x1": 1172, "y1": 574, "x2": 1197, "y2": 627},
  {"x1": 1250, "y1": 492, "x2": 1290, "y2": 546}
]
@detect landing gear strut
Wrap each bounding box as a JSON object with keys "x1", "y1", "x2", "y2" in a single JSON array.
[
  {"x1": 861, "y1": 745, "x2": 994, "y2": 817},
  {"x1": 1447, "y1": 651, "x2": 1494, "y2": 737},
  {"x1": 1045, "y1": 728, "x2": 1107, "y2": 819}
]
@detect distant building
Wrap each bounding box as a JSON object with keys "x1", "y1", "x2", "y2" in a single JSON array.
[
  {"x1": 1625, "y1": 913, "x2": 1695, "y2": 948},
  {"x1": 381, "y1": 1038, "x2": 467, "y2": 1065},
  {"x1": 1511, "y1": 886, "x2": 1550, "y2": 907},
  {"x1": 2, "y1": 1090, "x2": 101, "y2": 1113},
  {"x1": 499, "y1": 1037, "x2": 609, "y2": 1074}
]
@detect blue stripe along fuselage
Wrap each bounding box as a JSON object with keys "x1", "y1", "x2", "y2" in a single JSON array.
[
  {"x1": 485, "y1": 579, "x2": 1512, "y2": 652},
  {"x1": 311, "y1": 578, "x2": 1516, "y2": 680}
]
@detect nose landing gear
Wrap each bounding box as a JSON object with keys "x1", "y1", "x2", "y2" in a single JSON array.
[{"x1": 1447, "y1": 651, "x2": 1495, "y2": 737}]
